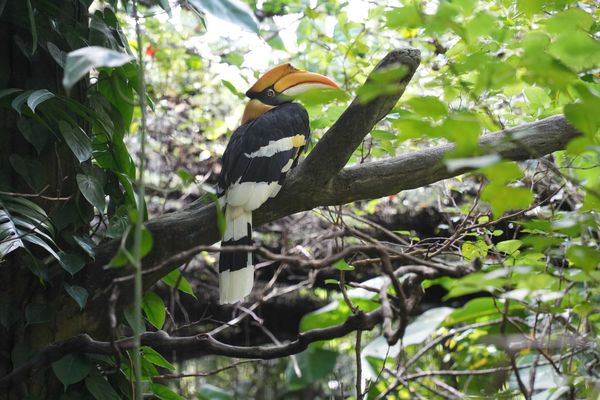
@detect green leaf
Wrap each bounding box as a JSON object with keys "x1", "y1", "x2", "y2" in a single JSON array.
[
  {"x1": 59, "y1": 121, "x2": 92, "y2": 162},
  {"x1": 221, "y1": 79, "x2": 245, "y2": 99},
  {"x1": 58, "y1": 252, "x2": 85, "y2": 276},
  {"x1": 0, "y1": 88, "x2": 22, "y2": 101},
  {"x1": 479, "y1": 161, "x2": 523, "y2": 183},
  {"x1": 496, "y1": 240, "x2": 522, "y2": 255},
  {"x1": 406, "y1": 96, "x2": 448, "y2": 119},
  {"x1": 25, "y1": 303, "x2": 54, "y2": 324},
  {"x1": 85, "y1": 370, "x2": 121, "y2": 400},
  {"x1": 51, "y1": 353, "x2": 92, "y2": 390},
  {"x1": 64, "y1": 284, "x2": 88, "y2": 310},
  {"x1": 196, "y1": 384, "x2": 233, "y2": 400},
  {"x1": 76, "y1": 173, "x2": 106, "y2": 212},
  {"x1": 26, "y1": 89, "x2": 55, "y2": 112},
  {"x1": 0, "y1": 196, "x2": 57, "y2": 260},
  {"x1": 151, "y1": 383, "x2": 184, "y2": 400},
  {"x1": 285, "y1": 347, "x2": 338, "y2": 390},
  {"x1": 17, "y1": 118, "x2": 48, "y2": 154},
  {"x1": 444, "y1": 298, "x2": 503, "y2": 326},
  {"x1": 544, "y1": 8, "x2": 594, "y2": 34},
  {"x1": 566, "y1": 245, "x2": 600, "y2": 272},
  {"x1": 73, "y1": 234, "x2": 95, "y2": 259},
  {"x1": 188, "y1": 0, "x2": 259, "y2": 34},
  {"x1": 481, "y1": 184, "x2": 533, "y2": 218},
  {"x1": 462, "y1": 240, "x2": 488, "y2": 262},
  {"x1": 142, "y1": 346, "x2": 175, "y2": 370},
  {"x1": 385, "y1": 6, "x2": 422, "y2": 28},
  {"x1": 162, "y1": 270, "x2": 196, "y2": 298},
  {"x1": 142, "y1": 291, "x2": 166, "y2": 330},
  {"x1": 517, "y1": 0, "x2": 543, "y2": 18},
  {"x1": 548, "y1": 32, "x2": 600, "y2": 71},
  {"x1": 157, "y1": 0, "x2": 172, "y2": 17},
  {"x1": 63, "y1": 46, "x2": 134, "y2": 90},
  {"x1": 9, "y1": 154, "x2": 45, "y2": 191},
  {"x1": 25, "y1": 0, "x2": 37, "y2": 54},
  {"x1": 333, "y1": 259, "x2": 354, "y2": 271},
  {"x1": 11, "y1": 90, "x2": 35, "y2": 114}
]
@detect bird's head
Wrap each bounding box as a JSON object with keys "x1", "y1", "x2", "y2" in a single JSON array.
[{"x1": 242, "y1": 63, "x2": 339, "y2": 124}]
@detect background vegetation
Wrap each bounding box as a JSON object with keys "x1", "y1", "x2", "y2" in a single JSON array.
[{"x1": 0, "y1": 0, "x2": 599, "y2": 399}]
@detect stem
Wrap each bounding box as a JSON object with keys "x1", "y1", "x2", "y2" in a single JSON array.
[{"x1": 132, "y1": 1, "x2": 148, "y2": 398}]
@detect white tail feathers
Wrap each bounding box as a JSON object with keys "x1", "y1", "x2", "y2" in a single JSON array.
[
  {"x1": 219, "y1": 265, "x2": 254, "y2": 304},
  {"x1": 219, "y1": 206, "x2": 254, "y2": 304}
]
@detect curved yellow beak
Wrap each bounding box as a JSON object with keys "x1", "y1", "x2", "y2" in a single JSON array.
[{"x1": 246, "y1": 63, "x2": 340, "y2": 96}]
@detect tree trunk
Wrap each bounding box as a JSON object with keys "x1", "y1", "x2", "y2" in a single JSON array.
[{"x1": 0, "y1": 1, "x2": 89, "y2": 398}]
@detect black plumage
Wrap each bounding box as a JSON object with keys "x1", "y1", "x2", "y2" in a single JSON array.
[{"x1": 217, "y1": 102, "x2": 310, "y2": 195}]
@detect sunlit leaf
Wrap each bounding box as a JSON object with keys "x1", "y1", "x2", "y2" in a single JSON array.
[
  {"x1": 142, "y1": 291, "x2": 166, "y2": 330},
  {"x1": 188, "y1": 0, "x2": 259, "y2": 34},
  {"x1": 63, "y1": 46, "x2": 134, "y2": 90}
]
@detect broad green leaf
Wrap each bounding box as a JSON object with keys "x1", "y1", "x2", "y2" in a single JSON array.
[
  {"x1": 85, "y1": 371, "x2": 121, "y2": 400},
  {"x1": 73, "y1": 234, "x2": 95, "y2": 259},
  {"x1": 157, "y1": 0, "x2": 172, "y2": 17},
  {"x1": 63, "y1": 46, "x2": 134, "y2": 90},
  {"x1": 17, "y1": 118, "x2": 48, "y2": 154},
  {"x1": 64, "y1": 284, "x2": 88, "y2": 310},
  {"x1": 481, "y1": 184, "x2": 533, "y2": 218},
  {"x1": 0, "y1": 88, "x2": 22, "y2": 101},
  {"x1": 517, "y1": 0, "x2": 543, "y2": 18},
  {"x1": 385, "y1": 6, "x2": 422, "y2": 28},
  {"x1": 406, "y1": 96, "x2": 448, "y2": 119},
  {"x1": 496, "y1": 240, "x2": 522, "y2": 255},
  {"x1": 142, "y1": 291, "x2": 166, "y2": 330},
  {"x1": 151, "y1": 383, "x2": 184, "y2": 400},
  {"x1": 26, "y1": 89, "x2": 54, "y2": 112},
  {"x1": 51, "y1": 353, "x2": 92, "y2": 389},
  {"x1": 548, "y1": 32, "x2": 600, "y2": 71},
  {"x1": 59, "y1": 252, "x2": 86, "y2": 275},
  {"x1": 566, "y1": 245, "x2": 600, "y2": 272},
  {"x1": 76, "y1": 173, "x2": 106, "y2": 212},
  {"x1": 189, "y1": 0, "x2": 259, "y2": 33},
  {"x1": 544, "y1": 8, "x2": 594, "y2": 34},
  {"x1": 333, "y1": 259, "x2": 354, "y2": 271},
  {"x1": 142, "y1": 346, "x2": 175, "y2": 370},
  {"x1": 479, "y1": 161, "x2": 523, "y2": 183},
  {"x1": 285, "y1": 347, "x2": 338, "y2": 390},
  {"x1": 11, "y1": 90, "x2": 35, "y2": 113},
  {"x1": 462, "y1": 240, "x2": 488, "y2": 262},
  {"x1": 59, "y1": 121, "x2": 92, "y2": 162},
  {"x1": 162, "y1": 270, "x2": 196, "y2": 298},
  {"x1": 9, "y1": 154, "x2": 45, "y2": 191},
  {"x1": 444, "y1": 298, "x2": 503, "y2": 326},
  {"x1": 464, "y1": 12, "x2": 496, "y2": 43}
]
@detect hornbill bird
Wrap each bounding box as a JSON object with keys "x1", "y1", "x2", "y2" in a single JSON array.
[{"x1": 216, "y1": 64, "x2": 340, "y2": 304}]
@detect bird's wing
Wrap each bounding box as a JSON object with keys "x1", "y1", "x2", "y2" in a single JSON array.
[{"x1": 217, "y1": 103, "x2": 310, "y2": 205}]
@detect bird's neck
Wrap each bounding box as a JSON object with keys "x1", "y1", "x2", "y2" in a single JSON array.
[{"x1": 241, "y1": 99, "x2": 276, "y2": 125}]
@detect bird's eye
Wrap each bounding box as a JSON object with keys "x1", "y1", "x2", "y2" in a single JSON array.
[{"x1": 266, "y1": 89, "x2": 275, "y2": 97}]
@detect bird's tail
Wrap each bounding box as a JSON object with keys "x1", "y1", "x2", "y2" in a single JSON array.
[{"x1": 219, "y1": 205, "x2": 253, "y2": 304}]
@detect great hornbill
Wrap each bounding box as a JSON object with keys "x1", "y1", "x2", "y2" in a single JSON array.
[{"x1": 216, "y1": 64, "x2": 340, "y2": 304}]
